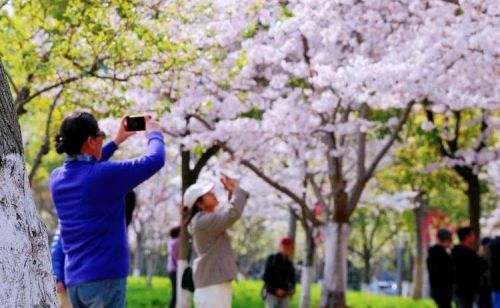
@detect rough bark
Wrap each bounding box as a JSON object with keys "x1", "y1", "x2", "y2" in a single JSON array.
[
  {"x1": 321, "y1": 222, "x2": 351, "y2": 308},
  {"x1": 0, "y1": 61, "x2": 57, "y2": 307}
]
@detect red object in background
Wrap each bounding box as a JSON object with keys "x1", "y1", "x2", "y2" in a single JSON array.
[
  {"x1": 314, "y1": 202, "x2": 322, "y2": 216},
  {"x1": 421, "y1": 216, "x2": 430, "y2": 250},
  {"x1": 280, "y1": 237, "x2": 293, "y2": 246},
  {"x1": 427, "y1": 208, "x2": 456, "y2": 244}
]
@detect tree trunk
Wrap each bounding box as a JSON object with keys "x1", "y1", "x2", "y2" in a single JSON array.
[
  {"x1": 300, "y1": 228, "x2": 315, "y2": 308},
  {"x1": 288, "y1": 208, "x2": 297, "y2": 243},
  {"x1": 455, "y1": 166, "x2": 481, "y2": 247},
  {"x1": 177, "y1": 148, "x2": 195, "y2": 308},
  {"x1": 133, "y1": 231, "x2": 143, "y2": 276},
  {"x1": 177, "y1": 209, "x2": 191, "y2": 308},
  {"x1": 321, "y1": 222, "x2": 351, "y2": 308},
  {"x1": 362, "y1": 251, "x2": 372, "y2": 285},
  {"x1": 0, "y1": 61, "x2": 57, "y2": 306},
  {"x1": 145, "y1": 251, "x2": 157, "y2": 288},
  {"x1": 466, "y1": 174, "x2": 481, "y2": 245},
  {"x1": 411, "y1": 200, "x2": 428, "y2": 299}
]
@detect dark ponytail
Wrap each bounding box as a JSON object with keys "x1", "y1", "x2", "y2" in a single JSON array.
[
  {"x1": 55, "y1": 112, "x2": 101, "y2": 156},
  {"x1": 186, "y1": 197, "x2": 203, "y2": 224},
  {"x1": 55, "y1": 134, "x2": 66, "y2": 154}
]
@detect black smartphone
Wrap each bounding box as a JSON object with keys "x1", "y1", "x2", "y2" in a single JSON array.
[{"x1": 126, "y1": 115, "x2": 146, "y2": 131}]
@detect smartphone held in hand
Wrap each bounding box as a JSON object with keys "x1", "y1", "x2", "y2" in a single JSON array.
[{"x1": 126, "y1": 115, "x2": 146, "y2": 131}]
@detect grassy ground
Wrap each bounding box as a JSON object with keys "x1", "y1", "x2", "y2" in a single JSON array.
[{"x1": 127, "y1": 277, "x2": 436, "y2": 308}]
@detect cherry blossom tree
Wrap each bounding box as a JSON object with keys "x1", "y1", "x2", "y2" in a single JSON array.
[{"x1": 153, "y1": 1, "x2": 498, "y2": 307}]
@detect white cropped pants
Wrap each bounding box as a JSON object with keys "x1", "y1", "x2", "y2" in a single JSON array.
[{"x1": 194, "y1": 282, "x2": 232, "y2": 308}]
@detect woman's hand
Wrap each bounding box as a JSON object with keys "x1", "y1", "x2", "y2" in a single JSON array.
[
  {"x1": 220, "y1": 174, "x2": 239, "y2": 197},
  {"x1": 114, "y1": 116, "x2": 136, "y2": 145},
  {"x1": 56, "y1": 281, "x2": 66, "y2": 294},
  {"x1": 145, "y1": 116, "x2": 161, "y2": 134}
]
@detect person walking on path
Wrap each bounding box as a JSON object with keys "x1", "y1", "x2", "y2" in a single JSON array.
[
  {"x1": 186, "y1": 175, "x2": 249, "y2": 308},
  {"x1": 489, "y1": 236, "x2": 500, "y2": 308},
  {"x1": 452, "y1": 226, "x2": 485, "y2": 308},
  {"x1": 262, "y1": 237, "x2": 296, "y2": 308},
  {"x1": 427, "y1": 229, "x2": 454, "y2": 308},
  {"x1": 50, "y1": 112, "x2": 165, "y2": 308},
  {"x1": 167, "y1": 226, "x2": 180, "y2": 308}
]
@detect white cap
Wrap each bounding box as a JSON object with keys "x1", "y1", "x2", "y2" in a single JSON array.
[{"x1": 183, "y1": 181, "x2": 215, "y2": 209}]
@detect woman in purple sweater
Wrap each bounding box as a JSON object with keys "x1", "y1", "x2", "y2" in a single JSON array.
[{"x1": 49, "y1": 112, "x2": 165, "y2": 308}]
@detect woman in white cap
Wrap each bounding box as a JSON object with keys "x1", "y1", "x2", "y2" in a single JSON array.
[{"x1": 184, "y1": 175, "x2": 249, "y2": 308}]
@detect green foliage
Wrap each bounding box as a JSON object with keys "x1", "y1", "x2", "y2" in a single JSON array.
[
  {"x1": 349, "y1": 205, "x2": 403, "y2": 278},
  {"x1": 239, "y1": 106, "x2": 264, "y2": 120},
  {"x1": 287, "y1": 77, "x2": 309, "y2": 89},
  {"x1": 368, "y1": 109, "x2": 401, "y2": 123},
  {"x1": 280, "y1": 3, "x2": 294, "y2": 19},
  {"x1": 126, "y1": 277, "x2": 436, "y2": 307},
  {"x1": 376, "y1": 109, "x2": 470, "y2": 228},
  {"x1": 1, "y1": 0, "x2": 197, "y2": 185},
  {"x1": 235, "y1": 52, "x2": 248, "y2": 70},
  {"x1": 242, "y1": 22, "x2": 258, "y2": 39},
  {"x1": 231, "y1": 217, "x2": 277, "y2": 274}
]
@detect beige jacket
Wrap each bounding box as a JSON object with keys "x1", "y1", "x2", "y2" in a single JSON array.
[{"x1": 190, "y1": 187, "x2": 249, "y2": 288}]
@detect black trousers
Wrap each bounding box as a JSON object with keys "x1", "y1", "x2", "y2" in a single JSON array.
[
  {"x1": 432, "y1": 295, "x2": 452, "y2": 308},
  {"x1": 169, "y1": 271, "x2": 177, "y2": 308}
]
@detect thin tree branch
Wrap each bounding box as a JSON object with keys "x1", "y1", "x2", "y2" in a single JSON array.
[
  {"x1": 348, "y1": 100, "x2": 415, "y2": 214},
  {"x1": 368, "y1": 213, "x2": 381, "y2": 251},
  {"x1": 450, "y1": 110, "x2": 461, "y2": 153},
  {"x1": 424, "y1": 100, "x2": 452, "y2": 157},
  {"x1": 349, "y1": 246, "x2": 365, "y2": 258},
  {"x1": 373, "y1": 228, "x2": 400, "y2": 255},
  {"x1": 220, "y1": 143, "x2": 323, "y2": 227},
  {"x1": 16, "y1": 76, "x2": 79, "y2": 114},
  {"x1": 28, "y1": 89, "x2": 64, "y2": 183},
  {"x1": 475, "y1": 109, "x2": 488, "y2": 152},
  {"x1": 339, "y1": 107, "x2": 351, "y2": 147},
  {"x1": 309, "y1": 176, "x2": 328, "y2": 212},
  {"x1": 192, "y1": 145, "x2": 220, "y2": 178},
  {"x1": 185, "y1": 113, "x2": 215, "y2": 130},
  {"x1": 2, "y1": 64, "x2": 19, "y2": 95},
  {"x1": 0, "y1": 0, "x2": 9, "y2": 10},
  {"x1": 357, "y1": 103, "x2": 368, "y2": 181}
]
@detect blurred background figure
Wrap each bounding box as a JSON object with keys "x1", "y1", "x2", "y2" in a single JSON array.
[
  {"x1": 427, "y1": 228, "x2": 453, "y2": 308},
  {"x1": 167, "y1": 226, "x2": 180, "y2": 308},
  {"x1": 478, "y1": 237, "x2": 492, "y2": 308},
  {"x1": 452, "y1": 227, "x2": 484, "y2": 308},
  {"x1": 262, "y1": 237, "x2": 296, "y2": 308},
  {"x1": 489, "y1": 235, "x2": 500, "y2": 308}
]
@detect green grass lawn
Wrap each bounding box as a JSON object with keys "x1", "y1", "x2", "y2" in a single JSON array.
[{"x1": 127, "y1": 277, "x2": 436, "y2": 308}]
